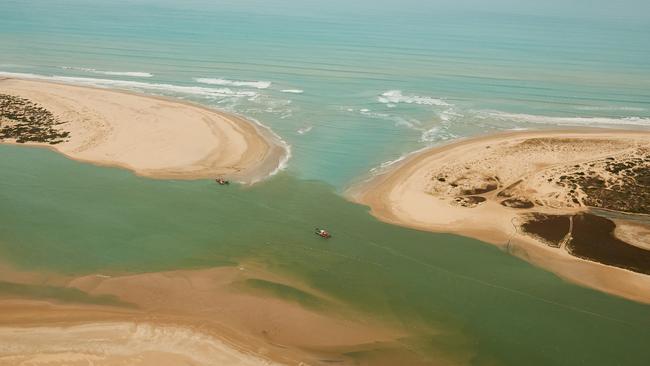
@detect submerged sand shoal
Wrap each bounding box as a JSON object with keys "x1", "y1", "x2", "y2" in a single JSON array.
[
  {"x1": 350, "y1": 129, "x2": 650, "y2": 303},
  {"x1": 0, "y1": 78, "x2": 287, "y2": 183},
  {"x1": 0, "y1": 264, "x2": 412, "y2": 366}
]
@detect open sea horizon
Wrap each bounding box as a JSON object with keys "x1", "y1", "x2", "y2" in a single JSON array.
[{"x1": 2, "y1": 0, "x2": 649, "y2": 187}]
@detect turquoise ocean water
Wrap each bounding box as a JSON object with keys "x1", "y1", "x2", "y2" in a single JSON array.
[
  {"x1": 1, "y1": 0, "x2": 649, "y2": 187},
  {"x1": 1, "y1": 1, "x2": 650, "y2": 365}
]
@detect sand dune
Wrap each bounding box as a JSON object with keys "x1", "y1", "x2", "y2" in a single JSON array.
[
  {"x1": 351, "y1": 129, "x2": 650, "y2": 303},
  {"x1": 0, "y1": 78, "x2": 287, "y2": 183}
]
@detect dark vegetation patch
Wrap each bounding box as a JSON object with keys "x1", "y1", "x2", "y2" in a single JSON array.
[
  {"x1": 460, "y1": 180, "x2": 498, "y2": 195},
  {"x1": 452, "y1": 196, "x2": 486, "y2": 207},
  {"x1": 440, "y1": 174, "x2": 500, "y2": 195},
  {"x1": 497, "y1": 179, "x2": 523, "y2": 198},
  {"x1": 555, "y1": 153, "x2": 650, "y2": 214},
  {"x1": 522, "y1": 212, "x2": 650, "y2": 274},
  {"x1": 568, "y1": 214, "x2": 650, "y2": 275},
  {"x1": 521, "y1": 213, "x2": 570, "y2": 248},
  {"x1": 0, "y1": 93, "x2": 70, "y2": 144},
  {"x1": 501, "y1": 198, "x2": 535, "y2": 209}
]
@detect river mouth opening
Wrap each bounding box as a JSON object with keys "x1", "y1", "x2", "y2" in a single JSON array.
[{"x1": 2, "y1": 145, "x2": 650, "y2": 365}]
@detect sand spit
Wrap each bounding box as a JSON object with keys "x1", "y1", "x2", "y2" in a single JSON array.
[
  {"x1": 351, "y1": 130, "x2": 650, "y2": 303},
  {"x1": 0, "y1": 78, "x2": 287, "y2": 183}
]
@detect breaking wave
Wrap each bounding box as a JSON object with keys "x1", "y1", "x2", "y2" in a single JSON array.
[
  {"x1": 574, "y1": 106, "x2": 646, "y2": 112},
  {"x1": 62, "y1": 66, "x2": 153, "y2": 78},
  {"x1": 241, "y1": 115, "x2": 292, "y2": 184},
  {"x1": 97, "y1": 71, "x2": 153, "y2": 78},
  {"x1": 482, "y1": 111, "x2": 650, "y2": 127},
  {"x1": 296, "y1": 126, "x2": 313, "y2": 135},
  {"x1": 1, "y1": 71, "x2": 291, "y2": 183},
  {"x1": 281, "y1": 89, "x2": 304, "y2": 94},
  {"x1": 194, "y1": 78, "x2": 271, "y2": 89},
  {"x1": 0, "y1": 72, "x2": 258, "y2": 98},
  {"x1": 378, "y1": 90, "x2": 450, "y2": 107}
]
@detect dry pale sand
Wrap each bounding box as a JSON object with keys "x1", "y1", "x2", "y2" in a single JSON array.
[
  {"x1": 614, "y1": 221, "x2": 650, "y2": 250},
  {"x1": 351, "y1": 129, "x2": 650, "y2": 303},
  {"x1": 0, "y1": 320, "x2": 279, "y2": 366},
  {"x1": 0, "y1": 263, "x2": 409, "y2": 366},
  {"x1": 0, "y1": 78, "x2": 288, "y2": 183}
]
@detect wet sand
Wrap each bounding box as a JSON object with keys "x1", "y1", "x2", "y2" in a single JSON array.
[
  {"x1": 350, "y1": 129, "x2": 650, "y2": 303},
  {"x1": 0, "y1": 264, "x2": 408, "y2": 366},
  {"x1": 0, "y1": 317, "x2": 278, "y2": 366},
  {"x1": 0, "y1": 78, "x2": 288, "y2": 183}
]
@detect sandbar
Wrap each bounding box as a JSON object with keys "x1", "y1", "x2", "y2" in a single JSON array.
[
  {"x1": 0, "y1": 78, "x2": 287, "y2": 183},
  {"x1": 0, "y1": 264, "x2": 409, "y2": 366}
]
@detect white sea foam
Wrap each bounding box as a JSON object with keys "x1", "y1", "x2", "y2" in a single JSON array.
[
  {"x1": 483, "y1": 111, "x2": 650, "y2": 127},
  {"x1": 438, "y1": 109, "x2": 464, "y2": 122},
  {"x1": 357, "y1": 106, "x2": 459, "y2": 142},
  {"x1": 1, "y1": 71, "x2": 290, "y2": 182},
  {"x1": 236, "y1": 115, "x2": 292, "y2": 184},
  {"x1": 62, "y1": 66, "x2": 153, "y2": 78},
  {"x1": 359, "y1": 108, "x2": 422, "y2": 130},
  {"x1": 367, "y1": 145, "x2": 431, "y2": 176},
  {"x1": 420, "y1": 127, "x2": 459, "y2": 142},
  {"x1": 98, "y1": 71, "x2": 153, "y2": 77},
  {"x1": 194, "y1": 78, "x2": 271, "y2": 89},
  {"x1": 280, "y1": 89, "x2": 304, "y2": 94},
  {"x1": 0, "y1": 71, "x2": 258, "y2": 98},
  {"x1": 296, "y1": 126, "x2": 313, "y2": 135},
  {"x1": 369, "y1": 154, "x2": 408, "y2": 174},
  {"x1": 378, "y1": 90, "x2": 450, "y2": 107},
  {"x1": 420, "y1": 127, "x2": 440, "y2": 142},
  {"x1": 0, "y1": 63, "x2": 28, "y2": 68},
  {"x1": 574, "y1": 106, "x2": 646, "y2": 112}
]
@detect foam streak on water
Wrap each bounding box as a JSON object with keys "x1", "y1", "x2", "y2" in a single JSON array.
[
  {"x1": 0, "y1": 72, "x2": 258, "y2": 98},
  {"x1": 0, "y1": 0, "x2": 648, "y2": 188},
  {"x1": 378, "y1": 90, "x2": 450, "y2": 106},
  {"x1": 62, "y1": 67, "x2": 153, "y2": 78},
  {"x1": 483, "y1": 111, "x2": 650, "y2": 127},
  {"x1": 194, "y1": 78, "x2": 271, "y2": 89}
]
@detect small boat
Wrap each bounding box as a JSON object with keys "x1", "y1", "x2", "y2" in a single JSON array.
[
  {"x1": 215, "y1": 178, "x2": 230, "y2": 185},
  {"x1": 315, "y1": 228, "x2": 332, "y2": 239}
]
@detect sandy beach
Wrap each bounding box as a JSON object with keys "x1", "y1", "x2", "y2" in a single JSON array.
[
  {"x1": 351, "y1": 129, "x2": 650, "y2": 303},
  {"x1": 0, "y1": 318, "x2": 278, "y2": 366},
  {"x1": 0, "y1": 78, "x2": 287, "y2": 183}
]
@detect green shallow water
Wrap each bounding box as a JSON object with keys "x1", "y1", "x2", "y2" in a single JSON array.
[{"x1": 1, "y1": 145, "x2": 650, "y2": 365}]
